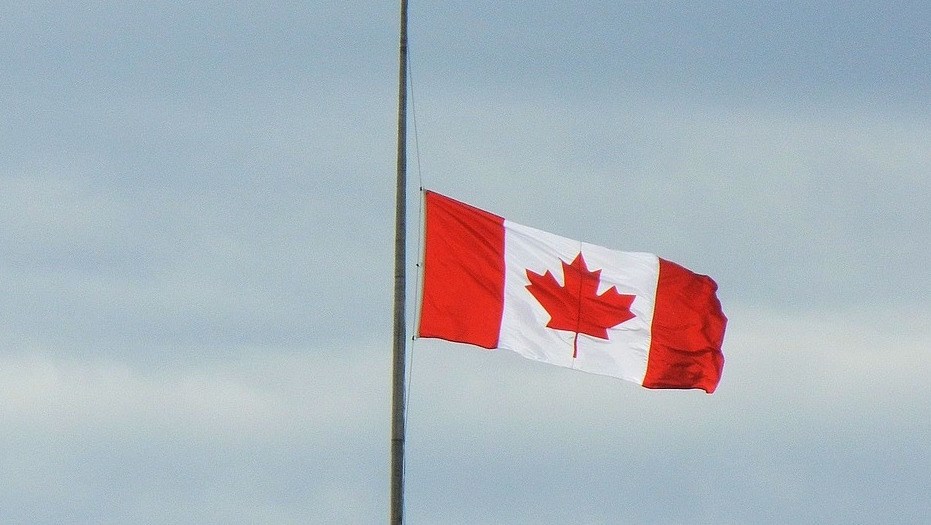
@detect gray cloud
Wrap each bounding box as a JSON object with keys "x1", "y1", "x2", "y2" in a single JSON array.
[
  {"x1": 412, "y1": 1, "x2": 931, "y2": 105},
  {"x1": 412, "y1": 96, "x2": 931, "y2": 311},
  {"x1": 2, "y1": 1, "x2": 929, "y2": 523}
]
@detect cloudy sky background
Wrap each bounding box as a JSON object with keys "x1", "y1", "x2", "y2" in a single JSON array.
[{"x1": 2, "y1": 1, "x2": 929, "y2": 523}]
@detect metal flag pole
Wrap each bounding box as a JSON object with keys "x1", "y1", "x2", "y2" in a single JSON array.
[{"x1": 390, "y1": 0, "x2": 408, "y2": 523}]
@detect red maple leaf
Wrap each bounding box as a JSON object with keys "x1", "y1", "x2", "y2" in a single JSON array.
[{"x1": 525, "y1": 253, "x2": 636, "y2": 358}]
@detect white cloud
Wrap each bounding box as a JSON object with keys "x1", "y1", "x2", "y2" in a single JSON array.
[
  {"x1": 0, "y1": 342, "x2": 390, "y2": 523},
  {"x1": 1, "y1": 298, "x2": 928, "y2": 523},
  {"x1": 0, "y1": 345, "x2": 387, "y2": 441},
  {"x1": 403, "y1": 305, "x2": 931, "y2": 523}
]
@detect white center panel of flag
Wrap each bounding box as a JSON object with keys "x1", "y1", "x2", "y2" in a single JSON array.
[{"x1": 498, "y1": 220, "x2": 659, "y2": 384}]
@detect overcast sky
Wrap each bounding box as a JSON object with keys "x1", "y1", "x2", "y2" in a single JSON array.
[{"x1": 2, "y1": 2, "x2": 930, "y2": 524}]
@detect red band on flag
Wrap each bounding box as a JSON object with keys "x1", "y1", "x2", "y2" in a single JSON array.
[
  {"x1": 643, "y1": 258, "x2": 727, "y2": 393},
  {"x1": 418, "y1": 191, "x2": 506, "y2": 349}
]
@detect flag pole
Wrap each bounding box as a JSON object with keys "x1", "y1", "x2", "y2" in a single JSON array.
[{"x1": 390, "y1": 0, "x2": 408, "y2": 523}]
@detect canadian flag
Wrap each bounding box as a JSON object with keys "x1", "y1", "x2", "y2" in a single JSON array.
[{"x1": 417, "y1": 191, "x2": 727, "y2": 393}]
